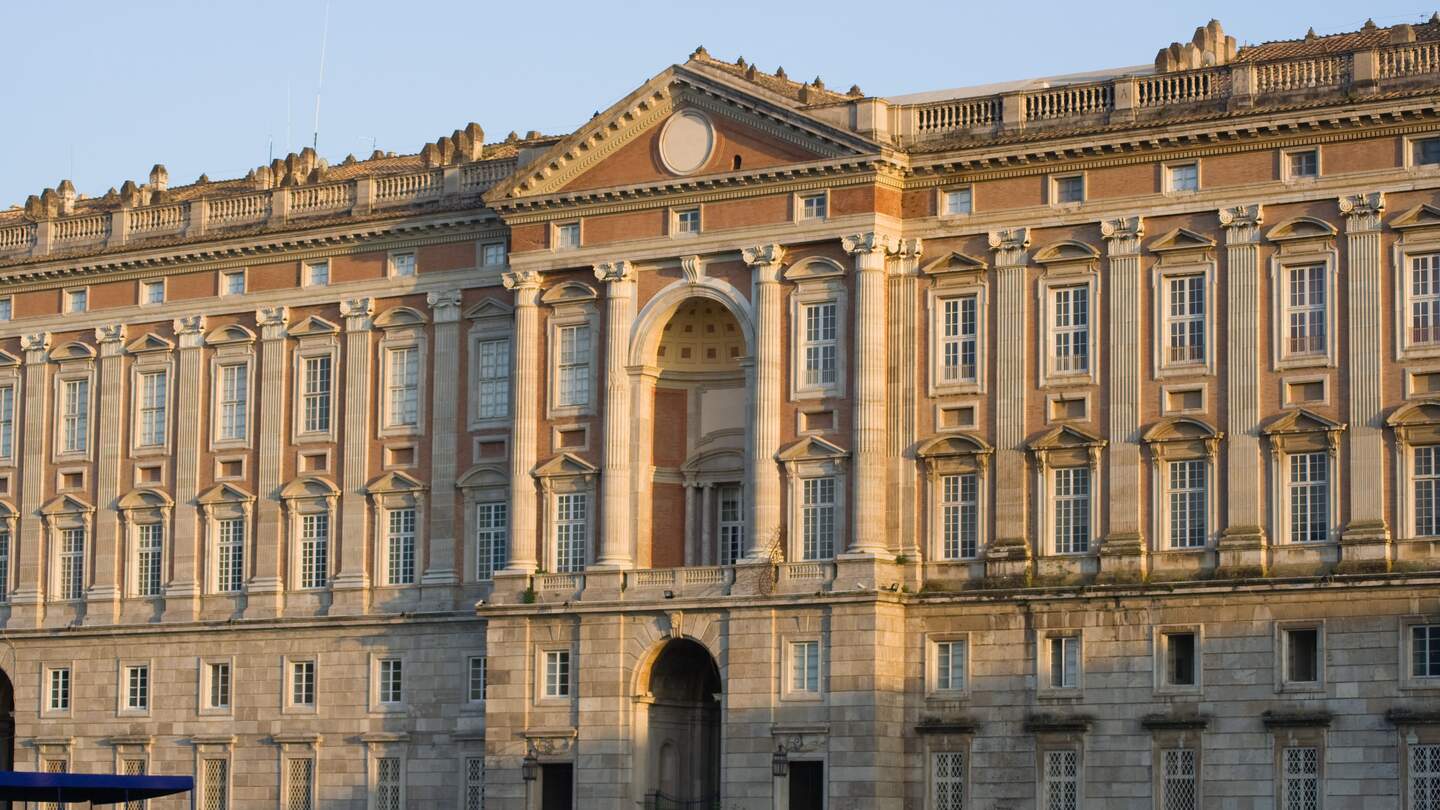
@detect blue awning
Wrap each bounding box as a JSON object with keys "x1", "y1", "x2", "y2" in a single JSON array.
[{"x1": 0, "y1": 771, "x2": 193, "y2": 804}]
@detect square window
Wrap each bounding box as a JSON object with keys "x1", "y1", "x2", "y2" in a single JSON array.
[
  {"x1": 544, "y1": 650, "x2": 571, "y2": 698},
  {"x1": 481, "y1": 243, "x2": 507, "y2": 267},
  {"x1": 304, "y1": 260, "x2": 329, "y2": 287},
  {"x1": 1048, "y1": 635, "x2": 1080, "y2": 690},
  {"x1": 944, "y1": 187, "x2": 973, "y2": 216},
  {"x1": 1053, "y1": 175, "x2": 1085, "y2": 204},
  {"x1": 1284, "y1": 627, "x2": 1320, "y2": 685},
  {"x1": 141, "y1": 280, "x2": 165, "y2": 306},
  {"x1": 799, "y1": 193, "x2": 827, "y2": 221},
  {"x1": 554, "y1": 222, "x2": 581, "y2": 250},
  {"x1": 674, "y1": 208, "x2": 701, "y2": 235},
  {"x1": 1167, "y1": 163, "x2": 1199, "y2": 192},
  {"x1": 1163, "y1": 631, "x2": 1198, "y2": 687},
  {"x1": 1288, "y1": 149, "x2": 1319, "y2": 179},
  {"x1": 389, "y1": 252, "x2": 416, "y2": 278},
  {"x1": 221, "y1": 270, "x2": 246, "y2": 296},
  {"x1": 1416, "y1": 137, "x2": 1440, "y2": 167},
  {"x1": 65, "y1": 289, "x2": 87, "y2": 314},
  {"x1": 789, "y1": 640, "x2": 821, "y2": 694}
]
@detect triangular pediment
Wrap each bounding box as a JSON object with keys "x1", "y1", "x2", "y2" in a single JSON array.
[
  {"x1": 0, "y1": 349, "x2": 20, "y2": 368},
  {"x1": 367, "y1": 470, "x2": 427, "y2": 494},
  {"x1": 117, "y1": 487, "x2": 173, "y2": 511},
  {"x1": 1391, "y1": 203, "x2": 1440, "y2": 231},
  {"x1": 1142, "y1": 417, "x2": 1221, "y2": 444},
  {"x1": 205, "y1": 324, "x2": 256, "y2": 346},
  {"x1": 1033, "y1": 241, "x2": 1100, "y2": 265},
  {"x1": 1148, "y1": 227, "x2": 1216, "y2": 253},
  {"x1": 41, "y1": 494, "x2": 93, "y2": 515},
  {"x1": 279, "y1": 476, "x2": 339, "y2": 500},
  {"x1": 916, "y1": 433, "x2": 993, "y2": 458},
  {"x1": 533, "y1": 452, "x2": 598, "y2": 479},
  {"x1": 483, "y1": 61, "x2": 879, "y2": 203},
  {"x1": 1262, "y1": 408, "x2": 1346, "y2": 435},
  {"x1": 197, "y1": 482, "x2": 254, "y2": 505},
  {"x1": 125, "y1": 333, "x2": 174, "y2": 354},
  {"x1": 776, "y1": 435, "x2": 849, "y2": 462},
  {"x1": 465, "y1": 298, "x2": 513, "y2": 321},
  {"x1": 1266, "y1": 216, "x2": 1337, "y2": 242},
  {"x1": 457, "y1": 463, "x2": 508, "y2": 489},
  {"x1": 373, "y1": 306, "x2": 428, "y2": 329},
  {"x1": 1027, "y1": 424, "x2": 1106, "y2": 451},
  {"x1": 922, "y1": 252, "x2": 988, "y2": 277},
  {"x1": 287, "y1": 315, "x2": 339, "y2": 337}
]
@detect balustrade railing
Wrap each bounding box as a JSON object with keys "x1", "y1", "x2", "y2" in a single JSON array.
[
  {"x1": 462, "y1": 158, "x2": 516, "y2": 191},
  {"x1": 374, "y1": 170, "x2": 443, "y2": 204},
  {"x1": 208, "y1": 193, "x2": 269, "y2": 225},
  {"x1": 1379, "y1": 41, "x2": 1440, "y2": 78},
  {"x1": 0, "y1": 224, "x2": 34, "y2": 251},
  {"x1": 1136, "y1": 69, "x2": 1229, "y2": 108},
  {"x1": 289, "y1": 183, "x2": 355, "y2": 213},
  {"x1": 127, "y1": 204, "x2": 186, "y2": 235},
  {"x1": 1025, "y1": 83, "x2": 1113, "y2": 121},
  {"x1": 53, "y1": 215, "x2": 108, "y2": 244},
  {"x1": 1254, "y1": 55, "x2": 1350, "y2": 93}
]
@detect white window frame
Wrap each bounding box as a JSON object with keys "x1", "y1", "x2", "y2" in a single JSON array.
[
  {"x1": 139, "y1": 279, "x2": 166, "y2": 307},
  {"x1": 292, "y1": 334, "x2": 339, "y2": 443},
  {"x1": 219, "y1": 269, "x2": 247, "y2": 297},
  {"x1": 386, "y1": 250, "x2": 417, "y2": 279},
  {"x1": 41, "y1": 664, "x2": 72, "y2": 717},
  {"x1": 1282, "y1": 450, "x2": 1335, "y2": 546},
  {"x1": 382, "y1": 506, "x2": 418, "y2": 586},
  {"x1": 212, "y1": 360, "x2": 252, "y2": 448},
  {"x1": 785, "y1": 259, "x2": 848, "y2": 400},
  {"x1": 118, "y1": 660, "x2": 152, "y2": 716},
  {"x1": 929, "y1": 284, "x2": 986, "y2": 396},
  {"x1": 1401, "y1": 618, "x2": 1440, "y2": 691},
  {"x1": 1038, "y1": 631, "x2": 1083, "y2": 696},
  {"x1": 479, "y1": 242, "x2": 507, "y2": 267},
  {"x1": 538, "y1": 646, "x2": 573, "y2": 702},
  {"x1": 1049, "y1": 172, "x2": 1086, "y2": 206},
  {"x1": 1270, "y1": 252, "x2": 1339, "y2": 370},
  {"x1": 302, "y1": 259, "x2": 330, "y2": 288},
  {"x1": 1049, "y1": 466, "x2": 1093, "y2": 556},
  {"x1": 939, "y1": 185, "x2": 974, "y2": 217},
  {"x1": 285, "y1": 657, "x2": 319, "y2": 713},
  {"x1": 1153, "y1": 262, "x2": 1216, "y2": 377},
  {"x1": 466, "y1": 655, "x2": 487, "y2": 706},
  {"x1": 1154, "y1": 455, "x2": 1216, "y2": 552},
  {"x1": 200, "y1": 656, "x2": 235, "y2": 716},
  {"x1": 926, "y1": 634, "x2": 970, "y2": 697},
  {"x1": 936, "y1": 470, "x2": 983, "y2": 561},
  {"x1": 467, "y1": 298, "x2": 514, "y2": 430},
  {"x1": 1163, "y1": 160, "x2": 1201, "y2": 195},
  {"x1": 795, "y1": 191, "x2": 829, "y2": 222},
  {"x1": 65, "y1": 287, "x2": 88, "y2": 314},
  {"x1": 552, "y1": 491, "x2": 590, "y2": 574},
  {"x1": 48, "y1": 512, "x2": 91, "y2": 602},
  {"x1": 1037, "y1": 271, "x2": 1100, "y2": 387},
  {"x1": 1396, "y1": 233, "x2": 1440, "y2": 361},
  {"x1": 542, "y1": 284, "x2": 600, "y2": 419},
  {"x1": 376, "y1": 323, "x2": 428, "y2": 439},
  {"x1": 132, "y1": 366, "x2": 172, "y2": 452},
  {"x1": 783, "y1": 638, "x2": 824, "y2": 701},
  {"x1": 1283, "y1": 147, "x2": 1321, "y2": 182},
  {"x1": 130, "y1": 519, "x2": 167, "y2": 599},
  {"x1": 461, "y1": 466, "x2": 509, "y2": 582},
  {"x1": 371, "y1": 654, "x2": 406, "y2": 712},
  {"x1": 0, "y1": 379, "x2": 16, "y2": 464},
  {"x1": 54, "y1": 370, "x2": 94, "y2": 461},
  {"x1": 552, "y1": 221, "x2": 581, "y2": 251},
  {"x1": 1153, "y1": 625, "x2": 1203, "y2": 696},
  {"x1": 671, "y1": 206, "x2": 702, "y2": 237},
  {"x1": 0, "y1": 296, "x2": 13, "y2": 321}
]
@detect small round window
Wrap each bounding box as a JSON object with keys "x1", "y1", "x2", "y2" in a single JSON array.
[{"x1": 658, "y1": 110, "x2": 716, "y2": 176}]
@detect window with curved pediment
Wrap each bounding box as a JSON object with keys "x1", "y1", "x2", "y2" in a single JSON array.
[
  {"x1": 785, "y1": 258, "x2": 848, "y2": 401},
  {"x1": 1387, "y1": 399, "x2": 1440, "y2": 540},
  {"x1": 924, "y1": 252, "x2": 989, "y2": 396},
  {"x1": 1034, "y1": 242, "x2": 1101, "y2": 388},
  {"x1": 280, "y1": 477, "x2": 339, "y2": 590},
  {"x1": 1266, "y1": 218, "x2": 1339, "y2": 371},
  {"x1": 542, "y1": 282, "x2": 599, "y2": 419},
  {"x1": 681, "y1": 448, "x2": 745, "y2": 566},
  {"x1": 459, "y1": 464, "x2": 508, "y2": 581},
  {"x1": 917, "y1": 434, "x2": 992, "y2": 561},
  {"x1": 1262, "y1": 409, "x2": 1345, "y2": 545},
  {"x1": 118, "y1": 488, "x2": 172, "y2": 599},
  {"x1": 1142, "y1": 418, "x2": 1223, "y2": 551}
]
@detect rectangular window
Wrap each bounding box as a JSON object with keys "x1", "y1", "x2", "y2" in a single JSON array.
[
  {"x1": 1161, "y1": 749, "x2": 1197, "y2": 810},
  {"x1": 1049, "y1": 636, "x2": 1080, "y2": 689},
  {"x1": 1054, "y1": 175, "x2": 1085, "y2": 204},
  {"x1": 221, "y1": 270, "x2": 246, "y2": 296},
  {"x1": 475, "y1": 338, "x2": 510, "y2": 420},
  {"x1": 940, "y1": 473, "x2": 979, "y2": 560},
  {"x1": 1416, "y1": 137, "x2": 1440, "y2": 167},
  {"x1": 386, "y1": 508, "x2": 416, "y2": 585},
  {"x1": 208, "y1": 662, "x2": 231, "y2": 710},
  {"x1": 468, "y1": 656, "x2": 487, "y2": 703},
  {"x1": 1285, "y1": 265, "x2": 1327, "y2": 356},
  {"x1": 291, "y1": 660, "x2": 316, "y2": 707},
  {"x1": 126, "y1": 664, "x2": 150, "y2": 710},
  {"x1": 944, "y1": 187, "x2": 973, "y2": 215},
  {"x1": 934, "y1": 639, "x2": 967, "y2": 691},
  {"x1": 138, "y1": 370, "x2": 168, "y2": 447},
  {"x1": 48, "y1": 668, "x2": 70, "y2": 711},
  {"x1": 790, "y1": 640, "x2": 821, "y2": 694},
  {"x1": 464, "y1": 757, "x2": 485, "y2": 810},
  {"x1": 475, "y1": 501, "x2": 508, "y2": 580},
  {"x1": 674, "y1": 208, "x2": 701, "y2": 234},
  {"x1": 1164, "y1": 632, "x2": 1198, "y2": 687},
  {"x1": 304, "y1": 260, "x2": 329, "y2": 287},
  {"x1": 302, "y1": 356, "x2": 332, "y2": 434},
  {"x1": 801, "y1": 477, "x2": 836, "y2": 561},
  {"x1": 1168, "y1": 460, "x2": 1206, "y2": 549},
  {"x1": 389, "y1": 252, "x2": 416, "y2": 277},
  {"x1": 802, "y1": 302, "x2": 838, "y2": 387},
  {"x1": 66, "y1": 289, "x2": 87, "y2": 313},
  {"x1": 554, "y1": 493, "x2": 588, "y2": 573},
  {"x1": 141, "y1": 280, "x2": 165, "y2": 305},
  {"x1": 544, "y1": 650, "x2": 571, "y2": 698},
  {"x1": 799, "y1": 193, "x2": 827, "y2": 220},
  {"x1": 1413, "y1": 254, "x2": 1440, "y2": 346},
  {"x1": 1166, "y1": 275, "x2": 1205, "y2": 365},
  {"x1": 0, "y1": 527, "x2": 9, "y2": 601},
  {"x1": 300, "y1": 513, "x2": 329, "y2": 589},
  {"x1": 1167, "y1": 162, "x2": 1199, "y2": 192},
  {"x1": 1043, "y1": 749, "x2": 1080, "y2": 810},
  {"x1": 481, "y1": 243, "x2": 507, "y2": 267},
  {"x1": 1053, "y1": 467, "x2": 1090, "y2": 554},
  {"x1": 1288, "y1": 149, "x2": 1319, "y2": 179},
  {"x1": 375, "y1": 757, "x2": 401, "y2": 810},
  {"x1": 1418, "y1": 447, "x2": 1440, "y2": 537},
  {"x1": 121, "y1": 758, "x2": 146, "y2": 810},
  {"x1": 933, "y1": 750, "x2": 965, "y2": 809},
  {"x1": 717, "y1": 484, "x2": 744, "y2": 566},
  {"x1": 1289, "y1": 453, "x2": 1329, "y2": 544},
  {"x1": 385, "y1": 347, "x2": 419, "y2": 428},
  {"x1": 940, "y1": 295, "x2": 978, "y2": 383},
  {"x1": 201, "y1": 759, "x2": 229, "y2": 810},
  {"x1": 217, "y1": 518, "x2": 245, "y2": 593},
  {"x1": 556, "y1": 325, "x2": 592, "y2": 407},
  {"x1": 0, "y1": 297, "x2": 12, "y2": 321},
  {"x1": 136, "y1": 523, "x2": 163, "y2": 597},
  {"x1": 0, "y1": 384, "x2": 14, "y2": 458},
  {"x1": 285, "y1": 758, "x2": 314, "y2": 810},
  {"x1": 1412, "y1": 625, "x2": 1440, "y2": 679},
  {"x1": 378, "y1": 658, "x2": 403, "y2": 705},
  {"x1": 59, "y1": 527, "x2": 85, "y2": 600},
  {"x1": 1285, "y1": 627, "x2": 1320, "y2": 684},
  {"x1": 1051, "y1": 286, "x2": 1089, "y2": 374},
  {"x1": 217, "y1": 363, "x2": 249, "y2": 442},
  {"x1": 554, "y1": 222, "x2": 581, "y2": 250},
  {"x1": 1412, "y1": 744, "x2": 1440, "y2": 810},
  {"x1": 62, "y1": 378, "x2": 90, "y2": 453},
  {"x1": 1282, "y1": 747, "x2": 1319, "y2": 810}
]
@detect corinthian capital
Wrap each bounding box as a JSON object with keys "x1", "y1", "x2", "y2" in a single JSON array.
[
  {"x1": 592, "y1": 260, "x2": 636, "y2": 285},
  {"x1": 741, "y1": 244, "x2": 786, "y2": 284}
]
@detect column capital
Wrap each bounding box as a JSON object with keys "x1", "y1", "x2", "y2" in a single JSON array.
[
  {"x1": 94, "y1": 324, "x2": 126, "y2": 355},
  {"x1": 592, "y1": 260, "x2": 636, "y2": 286},
  {"x1": 173, "y1": 314, "x2": 207, "y2": 348},
  {"x1": 1218, "y1": 203, "x2": 1263, "y2": 244},
  {"x1": 889, "y1": 238, "x2": 924, "y2": 277},
  {"x1": 1339, "y1": 191, "x2": 1385, "y2": 232},
  {"x1": 1100, "y1": 216, "x2": 1145, "y2": 254},
  {"x1": 841, "y1": 231, "x2": 896, "y2": 257},
  {"x1": 340, "y1": 297, "x2": 374, "y2": 332},
  {"x1": 255, "y1": 306, "x2": 289, "y2": 340},
  {"x1": 741, "y1": 244, "x2": 786, "y2": 283},
  {"x1": 427, "y1": 290, "x2": 463, "y2": 323},
  {"x1": 502, "y1": 269, "x2": 543, "y2": 306},
  {"x1": 20, "y1": 332, "x2": 50, "y2": 363},
  {"x1": 987, "y1": 227, "x2": 1031, "y2": 268}
]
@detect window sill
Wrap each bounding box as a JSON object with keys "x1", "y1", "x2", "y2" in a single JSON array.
[
  {"x1": 1037, "y1": 688, "x2": 1084, "y2": 701},
  {"x1": 1153, "y1": 685, "x2": 1203, "y2": 698},
  {"x1": 925, "y1": 690, "x2": 970, "y2": 702},
  {"x1": 933, "y1": 381, "x2": 984, "y2": 397},
  {"x1": 282, "y1": 705, "x2": 319, "y2": 716},
  {"x1": 780, "y1": 692, "x2": 825, "y2": 703},
  {"x1": 791, "y1": 386, "x2": 843, "y2": 402},
  {"x1": 1155, "y1": 363, "x2": 1210, "y2": 380},
  {"x1": 377, "y1": 425, "x2": 423, "y2": 440},
  {"x1": 293, "y1": 432, "x2": 335, "y2": 445},
  {"x1": 1275, "y1": 354, "x2": 1332, "y2": 371},
  {"x1": 469, "y1": 417, "x2": 511, "y2": 432},
  {"x1": 1041, "y1": 373, "x2": 1093, "y2": 389},
  {"x1": 1276, "y1": 683, "x2": 1325, "y2": 695},
  {"x1": 130, "y1": 444, "x2": 170, "y2": 458},
  {"x1": 210, "y1": 438, "x2": 252, "y2": 452}
]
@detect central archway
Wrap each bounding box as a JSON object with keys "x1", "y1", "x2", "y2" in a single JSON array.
[{"x1": 637, "y1": 638, "x2": 721, "y2": 806}]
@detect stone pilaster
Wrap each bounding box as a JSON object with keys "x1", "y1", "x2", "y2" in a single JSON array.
[
  {"x1": 1217, "y1": 204, "x2": 1267, "y2": 578},
  {"x1": 11, "y1": 333, "x2": 50, "y2": 625},
  {"x1": 1338, "y1": 191, "x2": 1391, "y2": 571},
  {"x1": 500, "y1": 271, "x2": 542, "y2": 578},
  {"x1": 163, "y1": 315, "x2": 206, "y2": 621},
  {"x1": 85, "y1": 325, "x2": 125, "y2": 625},
  {"x1": 422, "y1": 290, "x2": 463, "y2": 605},
  {"x1": 887, "y1": 239, "x2": 923, "y2": 562},
  {"x1": 1098, "y1": 216, "x2": 1146, "y2": 582},
  {"x1": 986, "y1": 228, "x2": 1032, "y2": 581},
  {"x1": 332, "y1": 297, "x2": 373, "y2": 614},
  {"x1": 592, "y1": 261, "x2": 636, "y2": 569},
  {"x1": 248, "y1": 306, "x2": 289, "y2": 617},
  {"x1": 841, "y1": 232, "x2": 893, "y2": 557},
  {"x1": 740, "y1": 244, "x2": 785, "y2": 561}
]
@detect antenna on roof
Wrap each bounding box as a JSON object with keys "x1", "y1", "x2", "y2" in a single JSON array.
[{"x1": 312, "y1": 0, "x2": 331, "y2": 153}]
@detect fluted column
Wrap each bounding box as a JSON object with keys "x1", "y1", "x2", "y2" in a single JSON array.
[
  {"x1": 10, "y1": 332, "x2": 51, "y2": 624},
  {"x1": 887, "y1": 239, "x2": 923, "y2": 559},
  {"x1": 842, "y1": 232, "x2": 893, "y2": 555},
  {"x1": 163, "y1": 315, "x2": 206, "y2": 621},
  {"x1": 986, "y1": 228, "x2": 1032, "y2": 580},
  {"x1": 502, "y1": 271, "x2": 542, "y2": 573},
  {"x1": 1218, "y1": 204, "x2": 1267, "y2": 576},
  {"x1": 1338, "y1": 192, "x2": 1391, "y2": 568},
  {"x1": 1099, "y1": 216, "x2": 1146, "y2": 580},
  {"x1": 423, "y1": 290, "x2": 464, "y2": 598},
  {"x1": 741, "y1": 244, "x2": 785, "y2": 561},
  {"x1": 86, "y1": 325, "x2": 126, "y2": 624},
  {"x1": 332, "y1": 298, "x2": 373, "y2": 612},
  {"x1": 248, "y1": 306, "x2": 289, "y2": 616},
  {"x1": 593, "y1": 261, "x2": 636, "y2": 568}
]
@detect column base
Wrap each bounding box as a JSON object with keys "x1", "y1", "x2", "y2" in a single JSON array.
[
  {"x1": 329, "y1": 575, "x2": 370, "y2": 615},
  {"x1": 984, "y1": 538, "x2": 1032, "y2": 586},
  {"x1": 162, "y1": 582, "x2": 200, "y2": 622},
  {"x1": 420, "y1": 570, "x2": 459, "y2": 611},
  {"x1": 490, "y1": 569, "x2": 536, "y2": 605},
  {"x1": 581, "y1": 568, "x2": 625, "y2": 600},
  {"x1": 1215, "y1": 525, "x2": 1268, "y2": 579},
  {"x1": 7, "y1": 590, "x2": 42, "y2": 627},
  {"x1": 1096, "y1": 532, "x2": 1147, "y2": 584},
  {"x1": 1336, "y1": 520, "x2": 1392, "y2": 574},
  {"x1": 84, "y1": 587, "x2": 121, "y2": 626},
  {"x1": 730, "y1": 558, "x2": 778, "y2": 597},
  {"x1": 243, "y1": 580, "x2": 284, "y2": 619},
  {"x1": 835, "y1": 554, "x2": 900, "y2": 592}
]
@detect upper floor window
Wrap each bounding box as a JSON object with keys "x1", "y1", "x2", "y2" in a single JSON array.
[
  {"x1": 789, "y1": 640, "x2": 821, "y2": 694},
  {"x1": 217, "y1": 363, "x2": 249, "y2": 442},
  {"x1": 556, "y1": 325, "x2": 592, "y2": 408},
  {"x1": 1165, "y1": 275, "x2": 1205, "y2": 365},
  {"x1": 480, "y1": 243, "x2": 507, "y2": 267},
  {"x1": 141, "y1": 280, "x2": 165, "y2": 306},
  {"x1": 1288, "y1": 452, "x2": 1329, "y2": 544},
  {"x1": 388, "y1": 252, "x2": 416, "y2": 278},
  {"x1": 301, "y1": 356, "x2": 332, "y2": 434},
  {"x1": 291, "y1": 660, "x2": 316, "y2": 707},
  {"x1": 799, "y1": 193, "x2": 827, "y2": 221},
  {"x1": 939, "y1": 473, "x2": 979, "y2": 560},
  {"x1": 475, "y1": 338, "x2": 510, "y2": 422},
  {"x1": 385, "y1": 508, "x2": 416, "y2": 586},
  {"x1": 1412, "y1": 254, "x2": 1440, "y2": 346},
  {"x1": 137, "y1": 370, "x2": 168, "y2": 448},
  {"x1": 554, "y1": 492, "x2": 588, "y2": 573},
  {"x1": 0, "y1": 297, "x2": 13, "y2": 321},
  {"x1": 717, "y1": 484, "x2": 744, "y2": 566},
  {"x1": 1415, "y1": 137, "x2": 1440, "y2": 167},
  {"x1": 1053, "y1": 467, "x2": 1091, "y2": 554},
  {"x1": 943, "y1": 186, "x2": 973, "y2": 216},
  {"x1": 801, "y1": 477, "x2": 837, "y2": 561},
  {"x1": 58, "y1": 527, "x2": 85, "y2": 600},
  {"x1": 1284, "y1": 265, "x2": 1327, "y2": 357},
  {"x1": 801, "y1": 302, "x2": 838, "y2": 387},
  {"x1": 135, "y1": 523, "x2": 164, "y2": 597},
  {"x1": 65, "y1": 289, "x2": 87, "y2": 314},
  {"x1": 554, "y1": 222, "x2": 581, "y2": 251},
  {"x1": 221, "y1": 270, "x2": 246, "y2": 296},
  {"x1": 0, "y1": 384, "x2": 15, "y2": 459},
  {"x1": 61, "y1": 378, "x2": 89, "y2": 454},
  {"x1": 674, "y1": 207, "x2": 701, "y2": 235},
  {"x1": 932, "y1": 638, "x2": 967, "y2": 692},
  {"x1": 1046, "y1": 634, "x2": 1081, "y2": 690},
  {"x1": 544, "y1": 650, "x2": 571, "y2": 698},
  {"x1": 1050, "y1": 286, "x2": 1090, "y2": 374},
  {"x1": 1052, "y1": 174, "x2": 1085, "y2": 205},
  {"x1": 47, "y1": 667, "x2": 70, "y2": 712},
  {"x1": 475, "y1": 501, "x2": 508, "y2": 580},
  {"x1": 1417, "y1": 447, "x2": 1440, "y2": 537},
  {"x1": 938, "y1": 295, "x2": 978, "y2": 384},
  {"x1": 125, "y1": 664, "x2": 150, "y2": 710},
  {"x1": 385, "y1": 347, "x2": 420, "y2": 428},
  {"x1": 1167, "y1": 459, "x2": 1206, "y2": 549},
  {"x1": 1166, "y1": 162, "x2": 1199, "y2": 193},
  {"x1": 207, "y1": 662, "x2": 232, "y2": 710},
  {"x1": 216, "y1": 517, "x2": 245, "y2": 593},
  {"x1": 378, "y1": 658, "x2": 404, "y2": 705},
  {"x1": 303, "y1": 260, "x2": 329, "y2": 287},
  {"x1": 1412, "y1": 624, "x2": 1440, "y2": 680},
  {"x1": 1287, "y1": 149, "x2": 1319, "y2": 180},
  {"x1": 299, "y1": 513, "x2": 329, "y2": 589}
]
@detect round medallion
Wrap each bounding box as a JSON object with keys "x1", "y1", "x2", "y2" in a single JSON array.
[{"x1": 658, "y1": 110, "x2": 715, "y2": 176}]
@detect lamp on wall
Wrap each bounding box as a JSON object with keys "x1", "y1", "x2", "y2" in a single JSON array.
[
  {"x1": 771, "y1": 745, "x2": 788, "y2": 777},
  {"x1": 522, "y1": 753, "x2": 539, "y2": 782}
]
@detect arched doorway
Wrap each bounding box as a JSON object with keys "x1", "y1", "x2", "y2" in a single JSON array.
[{"x1": 637, "y1": 638, "x2": 721, "y2": 807}]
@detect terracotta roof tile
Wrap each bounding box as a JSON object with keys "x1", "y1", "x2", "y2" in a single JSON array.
[{"x1": 1234, "y1": 19, "x2": 1440, "y2": 63}]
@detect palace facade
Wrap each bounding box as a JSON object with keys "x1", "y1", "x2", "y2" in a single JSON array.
[{"x1": 3, "y1": 16, "x2": 1440, "y2": 810}]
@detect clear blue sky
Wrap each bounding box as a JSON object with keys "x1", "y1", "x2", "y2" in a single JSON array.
[{"x1": 0, "y1": 0, "x2": 1432, "y2": 206}]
